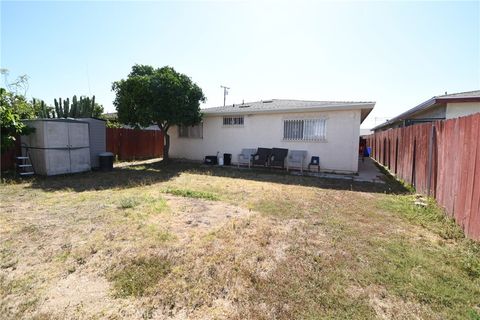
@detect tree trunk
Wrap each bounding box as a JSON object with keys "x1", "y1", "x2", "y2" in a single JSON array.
[{"x1": 163, "y1": 132, "x2": 170, "y2": 161}]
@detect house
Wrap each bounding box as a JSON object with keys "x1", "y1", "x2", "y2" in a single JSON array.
[
  {"x1": 169, "y1": 99, "x2": 375, "y2": 174},
  {"x1": 373, "y1": 90, "x2": 480, "y2": 132}
]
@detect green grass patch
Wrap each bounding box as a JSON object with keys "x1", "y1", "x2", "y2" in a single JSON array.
[
  {"x1": 145, "y1": 196, "x2": 168, "y2": 213},
  {"x1": 366, "y1": 238, "x2": 480, "y2": 317},
  {"x1": 378, "y1": 195, "x2": 464, "y2": 240},
  {"x1": 108, "y1": 256, "x2": 171, "y2": 297},
  {"x1": 252, "y1": 198, "x2": 304, "y2": 219},
  {"x1": 163, "y1": 188, "x2": 220, "y2": 201}
]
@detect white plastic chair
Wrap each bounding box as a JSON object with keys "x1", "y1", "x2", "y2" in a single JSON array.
[
  {"x1": 237, "y1": 148, "x2": 257, "y2": 168},
  {"x1": 287, "y1": 150, "x2": 307, "y2": 172}
]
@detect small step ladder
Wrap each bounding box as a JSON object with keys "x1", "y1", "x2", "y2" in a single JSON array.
[{"x1": 16, "y1": 155, "x2": 35, "y2": 177}]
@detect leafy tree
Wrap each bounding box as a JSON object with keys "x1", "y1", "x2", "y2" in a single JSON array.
[
  {"x1": 112, "y1": 65, "x2": 205, "y2": 160},
  {"x1": 0, "y1": 70, "x2": 36, "y2": 154},
  {"x1": 0, "y1": 88, "x2": 34, "y2": 154},
  {"x1": 99, "y1": 113, "x2": 122, "y2": 128}
]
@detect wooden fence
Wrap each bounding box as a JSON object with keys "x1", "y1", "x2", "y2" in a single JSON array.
[
  {"x1": 367, "y1": 113, "x2": 480, "y2": 240},
  {"x1": 1, "y1": 138, "x2": 21, "y2": 171},
  {"x1": 106, "y1": 128, "x2": 164, "y2": 161}
]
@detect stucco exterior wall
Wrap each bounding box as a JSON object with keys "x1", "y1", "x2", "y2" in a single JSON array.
[
  {"x1": 446, "y1": 102, "x2": 480, "y2": 119},
  {"x1": 411, "y1": 105, "x2": 446, "y2": 119},
  {"x1": 170, "y1": 109, "x2": 361, "y2": 173}
]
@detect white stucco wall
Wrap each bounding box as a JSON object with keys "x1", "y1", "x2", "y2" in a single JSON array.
[
  {"x1": 169, "y1": 109, "x2": 361, "y2": 173},
  {"x1": 446, "y1": 102, "x2": 480, "y2": 119}
]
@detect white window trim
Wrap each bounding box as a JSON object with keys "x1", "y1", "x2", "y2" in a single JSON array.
[
  {"x1": 178, "y1": 123, "x2": 203, "y2": 139},
  {"x1": 282, "y1": 118, "x2": 327, "y2": 142},
  {"x1": 222, "y1": 116, "x2": 245, "y2": 127}
]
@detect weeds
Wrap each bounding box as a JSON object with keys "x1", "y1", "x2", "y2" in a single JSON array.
[
  {"x1": 145, "y1": 196, "x2": 168, "y2": 213},
  {"x1": 118, "y1": 196, "x2": 140, "y2": 209}
]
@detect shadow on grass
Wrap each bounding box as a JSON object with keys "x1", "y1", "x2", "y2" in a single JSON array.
[
  {"x1": 20, "y1": 160, "x2": 179, "y2": 192},
  {"x1": 9, "y1": 159, "x2": 410, "y2": 194}
]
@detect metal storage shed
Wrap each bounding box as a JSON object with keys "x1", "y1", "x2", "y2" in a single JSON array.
[
  {"x1": 21, "y1": 119, "x2": 91, "y2": 176},
  {"x1": 77, "y1": 118, "x2": 106, "y2": 168}
]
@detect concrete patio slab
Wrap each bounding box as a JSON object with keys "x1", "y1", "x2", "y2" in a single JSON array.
[{"x1": 291, "y1": 157, "x2": 386, "y2": 184}]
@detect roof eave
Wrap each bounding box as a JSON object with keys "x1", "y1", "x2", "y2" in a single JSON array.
[
  {"x1": 435, "y1": 96, "x2": 480, "y2": 104},
  {"x1": 202, "y1": 103, "x2": 375, "y2": 117}
]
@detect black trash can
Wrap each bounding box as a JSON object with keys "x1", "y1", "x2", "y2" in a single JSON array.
[
  {"x1": 98, "y1": 152, "x2": 114, "y2": 172},
  {"x1": 223, "y1": 153, "x2": 232, "y2": 166}
]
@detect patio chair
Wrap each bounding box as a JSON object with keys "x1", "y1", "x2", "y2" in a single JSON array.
[
  {"x1": 308, "y1": 156, "x2": 320, "y2": 172},
  {"x1": 252, "y1": 148, "x2": 272, "y2": 167},
  {"x1": 269, "y1": 148, "x2": 289, "y2": 169},
  {"x1": 286, "y1": 150, "x2": 307, "y2": 172},
  {"x1": 237, "y1": 148, "x2": 257, "y2": 168}
]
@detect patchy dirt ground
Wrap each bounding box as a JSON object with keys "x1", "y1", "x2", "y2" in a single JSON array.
[{"x1": 0, "y1": 161, "x2": 479, "y2": 319}]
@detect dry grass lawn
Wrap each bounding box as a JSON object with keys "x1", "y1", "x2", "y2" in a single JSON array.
[{"x1": 0, "y1": 160, "x2": 479, "y2": 319}]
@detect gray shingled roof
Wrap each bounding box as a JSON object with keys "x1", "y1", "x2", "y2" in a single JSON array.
[{"x1": 202, "y1": 99, "x2": 375, "y2": 116}]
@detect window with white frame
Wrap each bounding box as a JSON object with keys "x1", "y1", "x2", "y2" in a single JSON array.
[
  {"x1": 223, "y1": 116, "x2": 244, "y2": 126},
  {"x1": 179, "y1": 123, "x2": 203, "y2": 138},
  {"x1": 283, "y1": 119, "x2": 326, "y2": 141}
]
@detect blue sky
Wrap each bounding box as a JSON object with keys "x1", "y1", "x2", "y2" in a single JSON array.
[{"x1": 2, "y1": 1, "x2": 479, "y2": 128}]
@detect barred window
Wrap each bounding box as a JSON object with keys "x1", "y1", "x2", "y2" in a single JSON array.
[
  {"x1": 223, "y1": 116, "x2": 244, "y2": 126},
  {"x1": 283, "y1": 119, "x2": 326, "y2": 141},
  {"x1": 179, "y1": 123, "x2": 203, "y2": 139}
]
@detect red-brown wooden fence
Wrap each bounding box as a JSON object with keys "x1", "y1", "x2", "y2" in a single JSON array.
[
  {"x1": 367, "y1": 113, "x2": 480, "y2": 240},
  {"x1": 106, "y1": 128, "x2": 164, "y2": 161},
  {"x1": 1, "y1": 137, "x2": 21, "y2": 172}
]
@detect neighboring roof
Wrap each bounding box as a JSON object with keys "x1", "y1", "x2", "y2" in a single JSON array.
[
  {"x1": 202, "y1": 99, "x2": 375, "y2": 122},
  {"x1": 435, "y1": 90, "x2": 480, "y2": 99},
  {"x1": 373, "y1": 90, "x2": 480, "y2": 130}
]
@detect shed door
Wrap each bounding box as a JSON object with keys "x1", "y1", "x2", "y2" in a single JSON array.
[
  {"x1": 45, "y1": 121, "x2": 69, "y2": 148},
  {"x1": 68, "y1": 122, "x2": 90, "y2": 148},
  {"x1": 45, "y1": 149, "x2": 71, "y2": 175},
  {"x1": 68, "y1": 122, "x2": 91, "y2": 173},
  {"x1": 70, "y1": 148, "x2": 91, "y2": 173}
]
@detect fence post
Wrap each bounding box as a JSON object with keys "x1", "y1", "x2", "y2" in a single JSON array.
[{"x1": 427, "y1": 124, "x2": 435, "y2": 197}]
